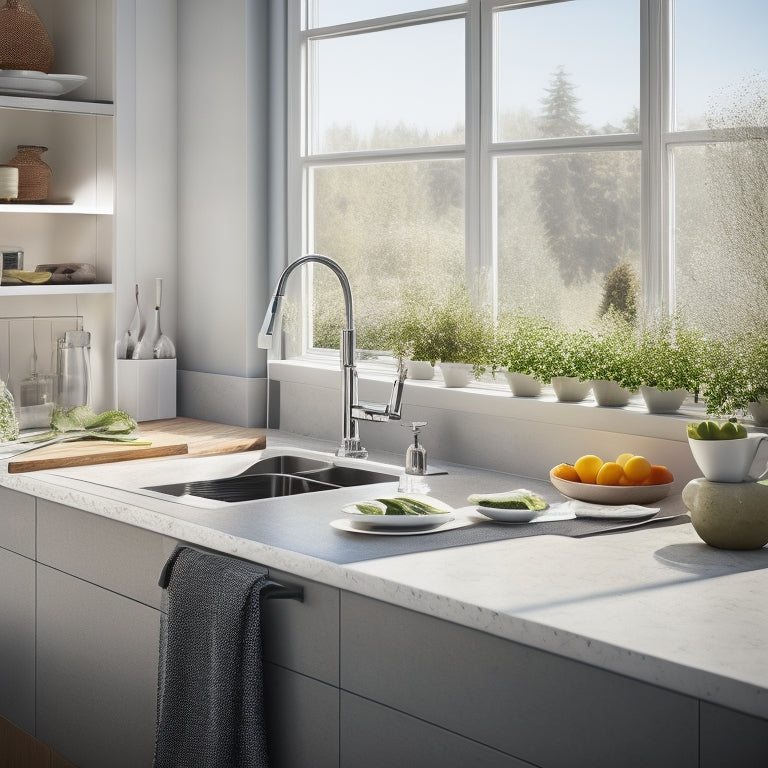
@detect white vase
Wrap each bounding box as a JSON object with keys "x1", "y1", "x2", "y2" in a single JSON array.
[
  {"x1": 438, "y1": 362, "x2": 473, "y2": 388},
  {"x1": 551, "y1": 376, "x2": 591, "y2": 403},
  {"x1": 747, "y1": 399, "x2": 768, "y2": 426},
  {"x1": 502, "y1": 371, "x2": 542, "y2": 397},
  {"x1": 405, "y1": 360, "x2": 435, "y2": 380},
  {"x1": 590, "y1": 379, "x2": 633, "y2": 407},
  {"x1": 640, "y1": 386, "x2": 688, "y2": 414}
]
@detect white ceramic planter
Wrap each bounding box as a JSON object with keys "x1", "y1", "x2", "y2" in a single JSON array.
[
  {"x1": 640, "y1": 385, "x2": 688, "y2": 414},
  {"x1": 502, "y1": 371, "x2": 542, "y2": 397},
  {"x1": 551, "y1": 376, "x2": 592, "y2": 403},
  {"x1": 438, "y1": 362, "x2": 474, "y2": 388},
  {"x1": 590, "y1": 379, "x2": 633, "y2": 407},
  {"x1": 405, "y1": 360, "x2": 435, "y2": 380},
  {"x1": 747, "y1": 399, "x2": 768, "y2": 426}
]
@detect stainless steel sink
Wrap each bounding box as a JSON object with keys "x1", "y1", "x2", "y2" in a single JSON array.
[{"x1": 143, "y1": 453, "x2": 399, "y2": 503}]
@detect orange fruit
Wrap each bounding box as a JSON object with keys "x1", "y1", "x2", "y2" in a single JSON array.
[
  {"x1": 623, "y1": 455, "x2": 652, "y2": 485},
  {"x1": 574, "y1": 454, "x2": 603, "y2": 484},
  {"x1": 616, "y1": 452, "x2": 634, "y2": 467},
  {"x1": 643, "y1": 465, "x2": 674, "y2": 485},
  {"x1": 551, "y1": 463, "x2": 580, "y2": 482},
  {"x1": 596, "y1": 461, "x2": 625, "y2": 486}
]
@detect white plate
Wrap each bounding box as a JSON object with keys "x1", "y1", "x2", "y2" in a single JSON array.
[
  {"x1": 550, "y1": 472, "x2": 672, "y2": 505},
  {"x1": 0, "y1": 70, "x2": 87, "y2": 97},
  {"x1": 342, "y1": 494, "x2": 454, "y2": 528},
  {"x1": 330, "y1": 517, "x2": 468, "y2": 536}
]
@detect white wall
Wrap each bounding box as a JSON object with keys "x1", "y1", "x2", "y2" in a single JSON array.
[{"x1": 176, "y1": 0, "x2": 271, "y2": 426}]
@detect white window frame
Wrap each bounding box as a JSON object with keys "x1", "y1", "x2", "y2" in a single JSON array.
[{"x1": 282, "y1": 0, "x2": 751, "y2": 360}]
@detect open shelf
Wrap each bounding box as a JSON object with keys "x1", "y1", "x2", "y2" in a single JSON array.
[
  {"x1": 0, "y1": 283, "x2": 113, "y2": 297},
  {"x1": 0, "y1": 95, "x2": 114, "y2": 116}
]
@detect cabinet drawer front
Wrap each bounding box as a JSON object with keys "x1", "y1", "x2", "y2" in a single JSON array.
[
  {"x1": 36, "y1": 564, "x2": 160, "y2": 768},
  {"x1": 700, "y1": 702, "x2": 768, "y2": 767},
  {"x1": 341, "y1": 593, "x2": 698, "y2": 768},
  {"x1": 341, "y1": 692, "x2": 528, "y2": 768},
  {"x1": 265, "y1": 663, "x2": 340, "y2": 768},
  {"x1": 0, "y1": 485, "x2": 35, "y2": 558},
  {"x1": 263, "y1": 569, "x2": 340, "y2": 686},
  {"x1": 0, "y1": 547, "x2": 35, "y2": 735},
  {"x1": 37, "y1": 499, "x2": 177, "y2": 608}
]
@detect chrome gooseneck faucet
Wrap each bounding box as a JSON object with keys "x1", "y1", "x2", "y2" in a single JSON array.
[{"x1": 258, "y1": 254, "x2": 407, "y2": 458}]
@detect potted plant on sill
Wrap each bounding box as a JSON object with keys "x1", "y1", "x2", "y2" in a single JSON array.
[
  {"x1": 492, "y1": 314, "x2": 555, "y2": 397},
  {"x1": 580, "y1": 315, "x2": 642, "y2": 407},
  {"x1": 700, "y1": 338, "x2": 751, "y2": 419},
  {"x1": 384, "y1": 288, "x2": 439, "y2": 380},
  {"x1": 386, "y1": 283, "x2": 492, "y2": 387},
  {"x1": 429, "y1": 288, "x2": 493, "y2": 387},
  {"x1": 636, "y1": 315, "x2": 706, "y2": 413},
  {"x1": 535, "y1": 326, "x2": 595, "y2": 403}
]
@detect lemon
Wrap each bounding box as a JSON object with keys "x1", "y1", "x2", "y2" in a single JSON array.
[{"x1": 574, "y1": 454, "x2": 603, "y2": 484}]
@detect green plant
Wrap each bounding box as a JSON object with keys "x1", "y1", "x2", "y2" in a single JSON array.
[
  {"x1": 492, "y1": 314, "x2": 556, "y2": 379},
  {"x1": 702, "y1": 325, "x2": 768, "y2": 416},
  {"x1": 528, "y1": 325, "x2": 594, "y2": 384},
  {"x1": 636, "y1": 315, "x2": 706, "y2": 393},
  {"x1": 577, "y1": 314, "x2": 642, "y2": 390},
  {"x1": 386, "y1": 283, "x2": 492, "y2": 371}
]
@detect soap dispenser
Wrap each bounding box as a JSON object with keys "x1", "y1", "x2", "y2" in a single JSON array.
[{"x1": 398, "y1": 421, "x2": 430, "y2": 494}]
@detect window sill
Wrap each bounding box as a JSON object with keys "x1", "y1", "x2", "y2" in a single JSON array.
[{"x1": 267, "y1": 358, "x2": 710, "y2": 444}]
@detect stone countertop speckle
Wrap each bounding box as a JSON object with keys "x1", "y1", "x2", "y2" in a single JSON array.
[{"x1": 2, "y1": 430, "x2": 767, "y2": 720}]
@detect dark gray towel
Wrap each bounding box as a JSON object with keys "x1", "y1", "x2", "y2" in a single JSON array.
[{"x1": 154, "y1": 547, "x2": 270, "y2": 768}]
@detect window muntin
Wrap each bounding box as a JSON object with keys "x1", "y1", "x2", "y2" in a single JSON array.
[
  {"x1": 305, "y1": 0, "x2": 458, "y2": 29},
  {"x1": 495, "y1": 0, "x2": 639, "y2": 142},
  {"x1": 309, "y1": 19, "x2": 465, "y2": 154}
]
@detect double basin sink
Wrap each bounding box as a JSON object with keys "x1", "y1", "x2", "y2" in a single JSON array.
[{"x1": 144, "y1": 454, "x2": 400, "y2": 504}]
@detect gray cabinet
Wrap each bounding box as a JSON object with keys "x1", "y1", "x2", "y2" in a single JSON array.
[
  {"x1": 262, "y1": 568, "x2": 341, "y2": 768},
  {"x1": 0, "y1": 484, "x2": 35, "y2": 558},
  {"x1": 0, "y1": 546, "x2": 35, "y2": 735},
  {"x1": 700, "y1": 702, "x2": 768, "y2": 768},
  {"x1": 340, "y1": 592, "x2": 700, "y2": 768},
  {"x1": 340, "y1": 692, "x2": 529, "y2": 768},
  {"x1": 35, "y1": 500, "x2": 177, "y2": 768},
  {"x1": 36, "y1": 564, "x2": 160, "y2": 768}
]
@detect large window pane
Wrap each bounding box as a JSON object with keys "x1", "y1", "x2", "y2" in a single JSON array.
[
  {"x1": 673, "y1": 142, "x2": 767, "y2": 337},
  {"x1": 496, "y1": 151, "x2": 640, "y2": 327},
  {"x1": 309, "y1": 20, "x2": 464, "y2": 154},
  {"x1": 306, "y1": 1, "x2": 454, "y2": 28},
  {"x1": 674, "y1": 0, "x2": 768, "y2": 131},
  {"x1": 310, "y1": 160, "x2": 465, "y2": 348},
  {"x1": 496, "y1": 0, "x2": 639, "y2": 142}
]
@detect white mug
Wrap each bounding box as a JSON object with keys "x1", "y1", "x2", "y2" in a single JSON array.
[{"x1": 688, "y1": 433, "x2": 768, "y2": 483}]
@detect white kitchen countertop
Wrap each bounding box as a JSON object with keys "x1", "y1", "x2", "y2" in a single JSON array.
[{"x1": 2, "y1": 430, "x2": 767, "y2": 720}]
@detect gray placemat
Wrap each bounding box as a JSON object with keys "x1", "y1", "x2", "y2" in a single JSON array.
[{"x1": 270, "y1": 510, "x2": 691, "y2": 564}]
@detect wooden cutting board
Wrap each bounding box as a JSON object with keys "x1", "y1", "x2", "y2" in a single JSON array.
[{"x1": 7, "y1": 417, "x2": 267, "y2": 474}]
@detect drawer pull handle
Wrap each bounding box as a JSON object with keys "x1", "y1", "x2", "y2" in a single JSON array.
[{"x1": 262, "y1": 581, "x2": 304, "y2": 602}]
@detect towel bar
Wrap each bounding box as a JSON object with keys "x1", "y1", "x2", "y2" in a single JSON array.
[{"x1": 262, "y1": 581, "x2": 304, "y2": 602}]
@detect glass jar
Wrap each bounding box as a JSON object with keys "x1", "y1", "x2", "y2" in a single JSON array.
[{"x1": 0, "y1": 379, "x2": 19, "y2": 441}]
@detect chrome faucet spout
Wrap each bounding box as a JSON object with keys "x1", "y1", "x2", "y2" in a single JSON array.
[{"x1": 258, "y1": 255, "x2": 407, "y2": 459}]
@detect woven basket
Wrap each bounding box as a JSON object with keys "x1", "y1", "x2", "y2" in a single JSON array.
[
  {"x1": 8, "y1": 145, "x2": 51, "y2": 201},
  {"x1": 0, "y1": 0, "x2": 54, "y2": 73}
]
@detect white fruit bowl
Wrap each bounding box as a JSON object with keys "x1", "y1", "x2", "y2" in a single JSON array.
[{"x1": 549, "y1": 473, "x2": 673, "y2": 505}]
